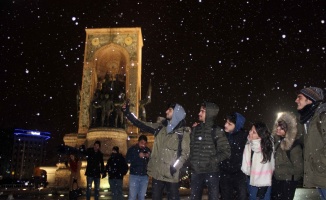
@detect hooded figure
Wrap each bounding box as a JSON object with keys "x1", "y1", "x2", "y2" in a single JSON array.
[
  {"x1": 220, "y1": 112, "x2": 248, "y2": 174},
  {"x1": 271, "y1": 112, "x2": 303, "y2": 200},
  {"x1": 220, "y1": 112, "x2": 248, "y2": 200},
  {"x1": 123, "y1": 102, "x2": 190, "y2": 199},
  {"x1": 189, "y1": 102, "x2": 231, "y2": 200},
  {"x1": 190, "y1": 102, "x2": 231, "y2": 173}
]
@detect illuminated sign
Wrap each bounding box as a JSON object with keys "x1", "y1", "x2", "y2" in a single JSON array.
[
  {"x1": 14, "y1": 129, "x2": 51, "y2": 140},
  {"x1": 28, "y1": 131, "x2": 41, "y2": 135}
]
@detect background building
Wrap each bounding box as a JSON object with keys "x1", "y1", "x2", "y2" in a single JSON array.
[{"x1": 11, "y1": 129, "x2": 50, "y2": 180}]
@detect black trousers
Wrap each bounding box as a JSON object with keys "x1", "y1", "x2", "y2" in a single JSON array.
[
  {"x1": 220, "y1": 172, "x2": 248, "y2": 200},
  {"x1": 190, "y1": 172, "x2": 220, "y2": 200},
  {"x1": 151, "y1": 178, "x2": 180, "y2": 200},
  {"x1": 271, "y1": 178, "x2": 298, "y2": 200}
]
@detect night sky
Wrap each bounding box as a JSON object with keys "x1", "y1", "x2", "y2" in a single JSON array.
[{"x1": 1, "y1": 0, "x2": 325, "y2": 164}]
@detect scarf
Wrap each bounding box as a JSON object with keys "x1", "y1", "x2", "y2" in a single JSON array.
[
  {"x1": 298, "y1": 102, "x2": 319, "y2": 124},
  {"x1": 241, "y1": 139, "x2": 274, "y2": 187}
]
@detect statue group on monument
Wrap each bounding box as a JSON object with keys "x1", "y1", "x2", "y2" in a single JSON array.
[
  {"x1": 89, "y1": 72, "x2": 152, "y2": 128},
  {"x1": 89, "y1": 73, "x2": 126, "y2": 128}
]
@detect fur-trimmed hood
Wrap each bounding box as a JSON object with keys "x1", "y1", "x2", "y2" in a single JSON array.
[{"x1": 272, "y1": 112, "x2": 298, "y2": 150}]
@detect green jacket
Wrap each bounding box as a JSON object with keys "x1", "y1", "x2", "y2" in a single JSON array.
[
  {"x1": 124, "y1": 103, "x2": 191, "y2": 183},
  {"x1": 189, "y1": 102, "x2": 231, "y2": 173},
  {"x1": 302, "y1": 103, "x2": 326, "y2": 188},
  {"x1": 272, "y1": 112, "x2": 303, "y2": 181},
  {"x1": 146, "y1": 124, "x2": 191, "y2": 183}
]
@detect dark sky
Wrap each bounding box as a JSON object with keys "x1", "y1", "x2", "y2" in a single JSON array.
[{"x1": 1, "y1": 0, "x2": 325, "y2": 162}]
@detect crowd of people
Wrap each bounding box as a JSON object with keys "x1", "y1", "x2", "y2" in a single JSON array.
[{"x1": 67, "y1": 86, "x2": 326, "y2": 200}]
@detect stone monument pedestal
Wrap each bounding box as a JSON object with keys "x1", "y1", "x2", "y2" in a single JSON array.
[{"x1": 86, "y1": 127, "x2": 128, "y2": 158}]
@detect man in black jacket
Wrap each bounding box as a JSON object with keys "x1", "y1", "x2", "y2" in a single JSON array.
[
  {"x1": 220, "y1": 112, "x2": 248, "y2": 200},
  {"x1": 106, "y1": 146, "x2": 128, "y2": 200},
  {"x1": 190, "y1": 102, "x2": 231, "y2": 200},
  {"x1": 85, "y1": 141, "x2": 105, "y2": 200},
  {"x1": 126, "y1": 135, "x2": 151, "y2": 200}
]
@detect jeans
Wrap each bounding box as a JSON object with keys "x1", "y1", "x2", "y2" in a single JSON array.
[
  {"x1": 271, "y1": 178, "x2": 297, "y2": 200},
  {"x1": 128, "y1": 174, "x2": 149, "y2": 200},
  {"x1": 109, "y1": 179, "x2": 123, "y2": 200},
  {"x1": 86, "y1": 176, "x2": 100, "y2": 200},
  {"x1": 318, "y1": 188, "x2": 326, "y2": 200},
  {"x1": 190, "y1": 172, "x2": 220, "y2": 200},
  {"x1": 151, "y1": 178, "x2": 180, "y2": 200},
  {"x1": 220, "y1": 172, "x2": 248, "y2": 200},
  {"x1": 247, "y1": 177, "x2": 271, "y2": 200}
]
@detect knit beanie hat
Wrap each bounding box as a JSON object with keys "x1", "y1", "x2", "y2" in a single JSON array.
[{"x1": 299, "y1": 87, "x2": 324, "y2": 103}]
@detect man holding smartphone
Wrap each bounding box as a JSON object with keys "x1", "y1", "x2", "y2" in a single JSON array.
[{"x1": 126, "y1": 135, "x2": 151, "y2": 200}]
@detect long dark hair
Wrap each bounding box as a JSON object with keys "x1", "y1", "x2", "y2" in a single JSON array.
[{"x1": 253, "y1": 122, "x2": 273, "y2": 163}]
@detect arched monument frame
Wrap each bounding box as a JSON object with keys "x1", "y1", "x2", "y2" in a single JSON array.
[{"x1": 78, "y1": 27, "x2": 143, "y2": 136}]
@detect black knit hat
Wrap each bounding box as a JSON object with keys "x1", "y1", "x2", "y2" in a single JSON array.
[
  {"x1": 299, "y1": 87, "x2": 324, "y2": 103},
  {"x1": 112, "y1": 146, "x2": 119, "y2": 153}
]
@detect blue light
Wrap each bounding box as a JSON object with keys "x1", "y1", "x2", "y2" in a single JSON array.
[{"x1": 14, "y1": 129, "x2": 51, "y2": 140}]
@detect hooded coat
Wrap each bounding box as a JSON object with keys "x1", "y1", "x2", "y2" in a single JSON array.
[
  {"x1": 300, "y1": 102, "x2": 326, "y2": 188},
  {"x1": 272, "y1": 112, "x2": 303, "y2": 181},
  {"x1": 190, "y1": 102, "x2": 231, "y2": 173},
  {"x1": 220, "y1": 113, "x2": 248, "y2": 175},
  {"x1": 124, "y1": 103, "x2": 190, "y2": 183}
]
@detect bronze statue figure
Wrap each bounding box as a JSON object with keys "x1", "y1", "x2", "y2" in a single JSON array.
[{"x1": 139, "y1": 80, "x2": 152, "y2": 121}]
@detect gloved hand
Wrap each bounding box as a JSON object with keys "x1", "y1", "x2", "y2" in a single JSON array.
[
  {"x1": 256, "y1": 186, "x2": 268, "y2": 199},
  {"x1": 101, "y1": 173, "x2": 107, "y2": 179},
  {"x1": 170, "y1": 165, "x2": 177, "y2": 176}
]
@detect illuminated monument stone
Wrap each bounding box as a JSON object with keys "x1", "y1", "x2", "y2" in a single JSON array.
[{"x1": 55, "y1": 28, "x2": 153, "y2": 189}]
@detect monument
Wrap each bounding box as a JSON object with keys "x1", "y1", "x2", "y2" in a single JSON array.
[{"x1": 54, "y1": 28, "x2": 153, "y2": 189}]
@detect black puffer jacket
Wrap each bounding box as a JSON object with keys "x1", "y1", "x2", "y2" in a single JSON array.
[{"x1": 190, "y1": 102, "x2": 231, "y2": 173}]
